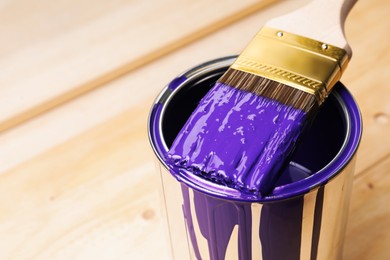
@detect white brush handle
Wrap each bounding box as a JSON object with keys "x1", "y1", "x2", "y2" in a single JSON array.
[{"x1": 266, "y1": 0, "x2": 357, "y2": 57}]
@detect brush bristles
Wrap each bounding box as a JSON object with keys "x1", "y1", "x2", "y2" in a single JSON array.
[{"x1": 218, "y1": 68, "x2": 318, "y2": 113}]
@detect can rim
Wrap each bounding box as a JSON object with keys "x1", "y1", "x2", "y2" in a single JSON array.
[{"x1": 147, "y1": 56, "x2": 362, "y2": 202}]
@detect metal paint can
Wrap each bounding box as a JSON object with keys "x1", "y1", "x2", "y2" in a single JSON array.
[{"x1": 148, "y1": 56, "x2": 362, "y2": 260}]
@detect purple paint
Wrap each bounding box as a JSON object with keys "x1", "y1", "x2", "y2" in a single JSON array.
[
  {"x1": 181, "y1": 185, "x2": 202, "y2": 259},
  {"x1": 181, "y1": 163, "x2": 310, "y2": 260},
  {"x1": 259, "y1": 196, "x2": 304, "y2": 260},
  {"x1": 167, "y1": 83, "x2": 308, "y2": 196},
  {"x1": 181, "y1": 185, "x2": 253, "y2": 260},
  {"x1": 168, "y1": 75, "x2": 187, "y2": 90},
  {"x1": 193, "y1": 188, "x2": 252, "y2": 260},
  {"x1": 164, "y1": 79, "x2": 315, "y2": 258}
]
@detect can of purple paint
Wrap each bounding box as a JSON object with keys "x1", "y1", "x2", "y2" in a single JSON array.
[{"x1": 148, "y1": 56, "x2": 362, "y2": 260}]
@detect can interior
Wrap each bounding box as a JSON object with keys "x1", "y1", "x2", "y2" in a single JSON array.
[{"x1": 161, "y1": 71, "x2": 347, "y2": 183}]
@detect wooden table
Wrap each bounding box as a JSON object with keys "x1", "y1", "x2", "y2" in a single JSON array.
[{"x1": 0, "y1": 0, "x2": 388, "y2": 259}]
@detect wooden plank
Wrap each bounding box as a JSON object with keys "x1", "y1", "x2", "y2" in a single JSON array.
[
  {"x1": 0, "y1": 0, "x2": 279, "y2": 132},
  {"x1": 343, "y1": 155, "x2": 390, "y2": 260}
]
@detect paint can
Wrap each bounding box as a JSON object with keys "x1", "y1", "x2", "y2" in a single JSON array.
[{"x1": 148, "y1": 56, "x2": 362, "y2": 260}]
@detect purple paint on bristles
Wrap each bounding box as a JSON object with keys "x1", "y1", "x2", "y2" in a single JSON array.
[{"x1": 167, "y1": 82, "x2": 308, "y2": 196}]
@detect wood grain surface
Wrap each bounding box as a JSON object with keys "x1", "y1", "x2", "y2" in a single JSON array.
[
  {"x1": 0, "y1": 0, "x2": 278, "y2": 132},
  {"x1": 0, "y1": 0, "x2": 389, "y2": 259}
]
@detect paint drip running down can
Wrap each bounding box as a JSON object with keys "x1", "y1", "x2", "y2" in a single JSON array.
[{"x1": 148, "y1": 56, "x2": 362, "y2": 260}]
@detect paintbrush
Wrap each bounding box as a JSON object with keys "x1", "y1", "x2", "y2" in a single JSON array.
[{"x1": 167, "y1": 0, "x2": 357, "y2": 197}]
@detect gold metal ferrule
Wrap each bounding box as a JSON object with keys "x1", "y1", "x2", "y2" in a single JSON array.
[{"x1": 231, "y1": 27, "x2": 349, "y2": 104}]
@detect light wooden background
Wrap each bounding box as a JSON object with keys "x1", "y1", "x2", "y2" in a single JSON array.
[{"x1": 0, "y1": 0, "x2": 389, "y2": 259}]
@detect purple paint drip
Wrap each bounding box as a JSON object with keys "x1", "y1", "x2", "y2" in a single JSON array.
[
  {"x1": 181, "y1": 164, "x2": 310, "y2": 260},
  {"x1": 182, "y1": 185, "x2": 252, "y2": 260},
  {"x1": 167, "y1": 83, "x2": 308, "y2": 196}
]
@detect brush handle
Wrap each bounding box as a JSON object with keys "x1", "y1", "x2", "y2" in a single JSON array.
[{"x1": 266, "y1": 0, "x2": 357, "y2": 57}]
